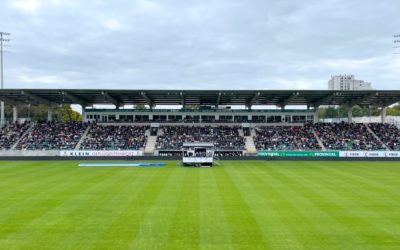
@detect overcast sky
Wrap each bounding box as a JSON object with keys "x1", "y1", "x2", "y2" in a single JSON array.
[{"x1": 1, "y1": 0, "x2": 400, "y2": 90}]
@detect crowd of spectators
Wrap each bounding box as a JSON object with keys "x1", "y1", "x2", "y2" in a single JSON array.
[
  {"x1": 368, "y1": 123, "x2": 400, "y2": 150},
  {"x1": 0, "y1": 121, "x2": 32, "y2": 150},
  {"x1": 17, "y1": 121, "x2": 88, "y2": 150},
  {"x1": 254, "y1": 125, "x2": 320, "y2": 150},
  {"x1": 3, "y1": 121, "x2": 400, "y2": 152},
  {"x1": 80, "y1": 125, "x2": 148, "y2": 150},
  {"x1": 314, "y1": 122, "x2": 385, "y2": 150},
  {"x1": 156, "y1": 126, "x2": 245, "y2": 150}
]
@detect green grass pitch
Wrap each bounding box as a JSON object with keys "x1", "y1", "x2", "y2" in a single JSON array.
[{"x1": 0, "y1": 160, "x2": 399, "y2": 249}]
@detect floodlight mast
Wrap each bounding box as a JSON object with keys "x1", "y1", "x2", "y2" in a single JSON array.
[
  {"x1": 394, "y1": 34, "x2": 400, "y2": 54},
  {"x1": 0, "y1": 32, "x2": 10, "y2": 128}
]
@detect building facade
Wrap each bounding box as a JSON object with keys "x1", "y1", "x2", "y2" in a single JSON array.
[{"x1": 328, "y1": 75, "x2": 373, "y2": 91}]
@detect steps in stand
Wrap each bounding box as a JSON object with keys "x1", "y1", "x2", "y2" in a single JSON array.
[
  {"x1": 75, "y1": 124, "x2": 92, "y2": 150},
  {"x1": 11, "y1": 123, "x2": 35, "y2": 150}
]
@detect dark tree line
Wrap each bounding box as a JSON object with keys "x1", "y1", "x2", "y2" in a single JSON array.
[{"x1": 317, "y1": 103, "x2": 400, "y2": 119}]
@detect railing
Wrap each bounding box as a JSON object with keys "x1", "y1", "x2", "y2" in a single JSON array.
[{"x1": 84, "y1": 108, "x2": 314, "y2": 113}]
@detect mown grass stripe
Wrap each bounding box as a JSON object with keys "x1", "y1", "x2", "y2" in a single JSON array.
[
  {"x1": 198, "y1": 167, "x2": 233, "y2": 250},
  {"x1": 227, "y1": 161, "x2": 306, "y2": 250},
  {"x1": 214, "y1": 162, "x2": 267, "y2": 249},
  {"x1": 163, "y1": 168, "x2": 200, "y2": 250},
  {"x1": 128, "y1": 166, "x2": 185, "y2": 249}
]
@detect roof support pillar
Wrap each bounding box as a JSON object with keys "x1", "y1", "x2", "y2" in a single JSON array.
[
  {"x1": 48, "y1": 107, "x2": 53, "y2": 122},
  {"x1": 0, "y1": 101, "x2": 4, "y2": 128},
  {"x1": 141, "y1": 92, "x2": 154, "y2": 109},
  {"x1": 12, "y1": 105, "x2": 18, "y2": 123},
  {"x1": 381, "y1": 106, "x2": 387, "y2": 124},
  {"x1": 216, "y1": 92, "x2": 221, "y2": 108},
  {"x1": 180, "y1": 92, "x2": 185, "y2": 108},
  {"x1": 314, "y1": 107, "x2": 319, "y2": 123},
  {"x1": 246, "y1": 92, "x2": 260, "y2": 109},
  {"x1": 81, "y1": 105, "x2": 85, "y2": 122},
  {"x1": 347, "y1": 108, "x2": 352, "y2": 123}
]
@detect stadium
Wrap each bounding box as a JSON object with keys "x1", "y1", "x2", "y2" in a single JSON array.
[
  {"x1": 2, "y1": 0, "x2": 400, "y2": 249},
  {"x1": 0, "y1": 88, "x2": 400, "y2": 249}
]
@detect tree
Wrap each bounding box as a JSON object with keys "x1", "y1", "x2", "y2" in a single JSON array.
[
  {"x1": 387, "y1": 103, "x2": 400, "y2": 116},
  {"x1": 184, "y1": 105, "x2": 200, "y2": 110},
  {"x1": 17, "y1": 104, "x2": 48, "y2": 121},
  {"x1": 337, "y1": 106, "x2": 349, "y2": 118},
  {"x1": 134, "y1": 104, "x2": 147, "y2": 110},
  {"x1": 324, "y1": 107, "x2": 337, "y2": 118},
  {"x1": 352, "y1": 106, "x2": 363, "y2": 117},
  {"x1": 57, "y1": 104, "x2": 82, "y2": 121}
]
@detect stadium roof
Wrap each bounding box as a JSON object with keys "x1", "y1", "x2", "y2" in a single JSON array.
[{"x1": 0, "y1": 89, "x2": 399, "y2": 107}]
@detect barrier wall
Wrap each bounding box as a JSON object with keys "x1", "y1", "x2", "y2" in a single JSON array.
[
  {"x1": 339, "y1": 151, "x2": 400, "y2": 158},
  {"x1": 258, "y1": 151, "x2": 340, "y2": 157},
  {"x1": 59, "y1": 150, "x2": 143, "y2": 157},
  {"x1": 0, "y1": 150, "x2": 143, "y2": 157},
  {"x1": 0, "y1": 150, "x2": 59, "y2": 157},
  {"x1": 0, "y1": 150, "x2": 399, "y2": 160},
  {"x1": 258, "y1": 150, "x2": 400, "y2": 158}
]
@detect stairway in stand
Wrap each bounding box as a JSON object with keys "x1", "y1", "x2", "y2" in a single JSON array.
[
  {"x1": 74, "y1": 124, "x2": 92, "y2": 150},
  {"x1": 11, "y1": 123, "x2": 35, "y2": 150},
  {"x1": 245, "y1": 136, "x2": 257, "y2": 155},
  {"x1": 144, "y1": 136, "x2": 158, "y2": 155},
  {"x1": 244, "y1": 128, "x2": 257, "y2": 155},
  {"x1": 364, "y1": 124, "x2": 389, "y2": 150},
  {"x1": 144, "y1": 128, "x2": 161, "y2": 155},
  {"x1": 311, "y1": 127, "x2": 326, "y2": 150}
]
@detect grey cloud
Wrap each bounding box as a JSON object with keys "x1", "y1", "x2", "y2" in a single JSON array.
[{"x1": 1, "y1": 0, "x2": 400, "y2": 90}]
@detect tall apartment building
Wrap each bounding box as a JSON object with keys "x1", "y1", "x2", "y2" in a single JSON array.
[{"x1": 328, "y1": 75, "x2": 373, "y2": 90}]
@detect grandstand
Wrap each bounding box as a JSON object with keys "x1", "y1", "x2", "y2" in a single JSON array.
[{"x1": 0, "y1": 89, "x2": 399, "y2": 158}]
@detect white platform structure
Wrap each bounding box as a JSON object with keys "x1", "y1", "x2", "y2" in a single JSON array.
[{"x1": 182, "y1": 143, "x2": 214, "y2": 166}]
